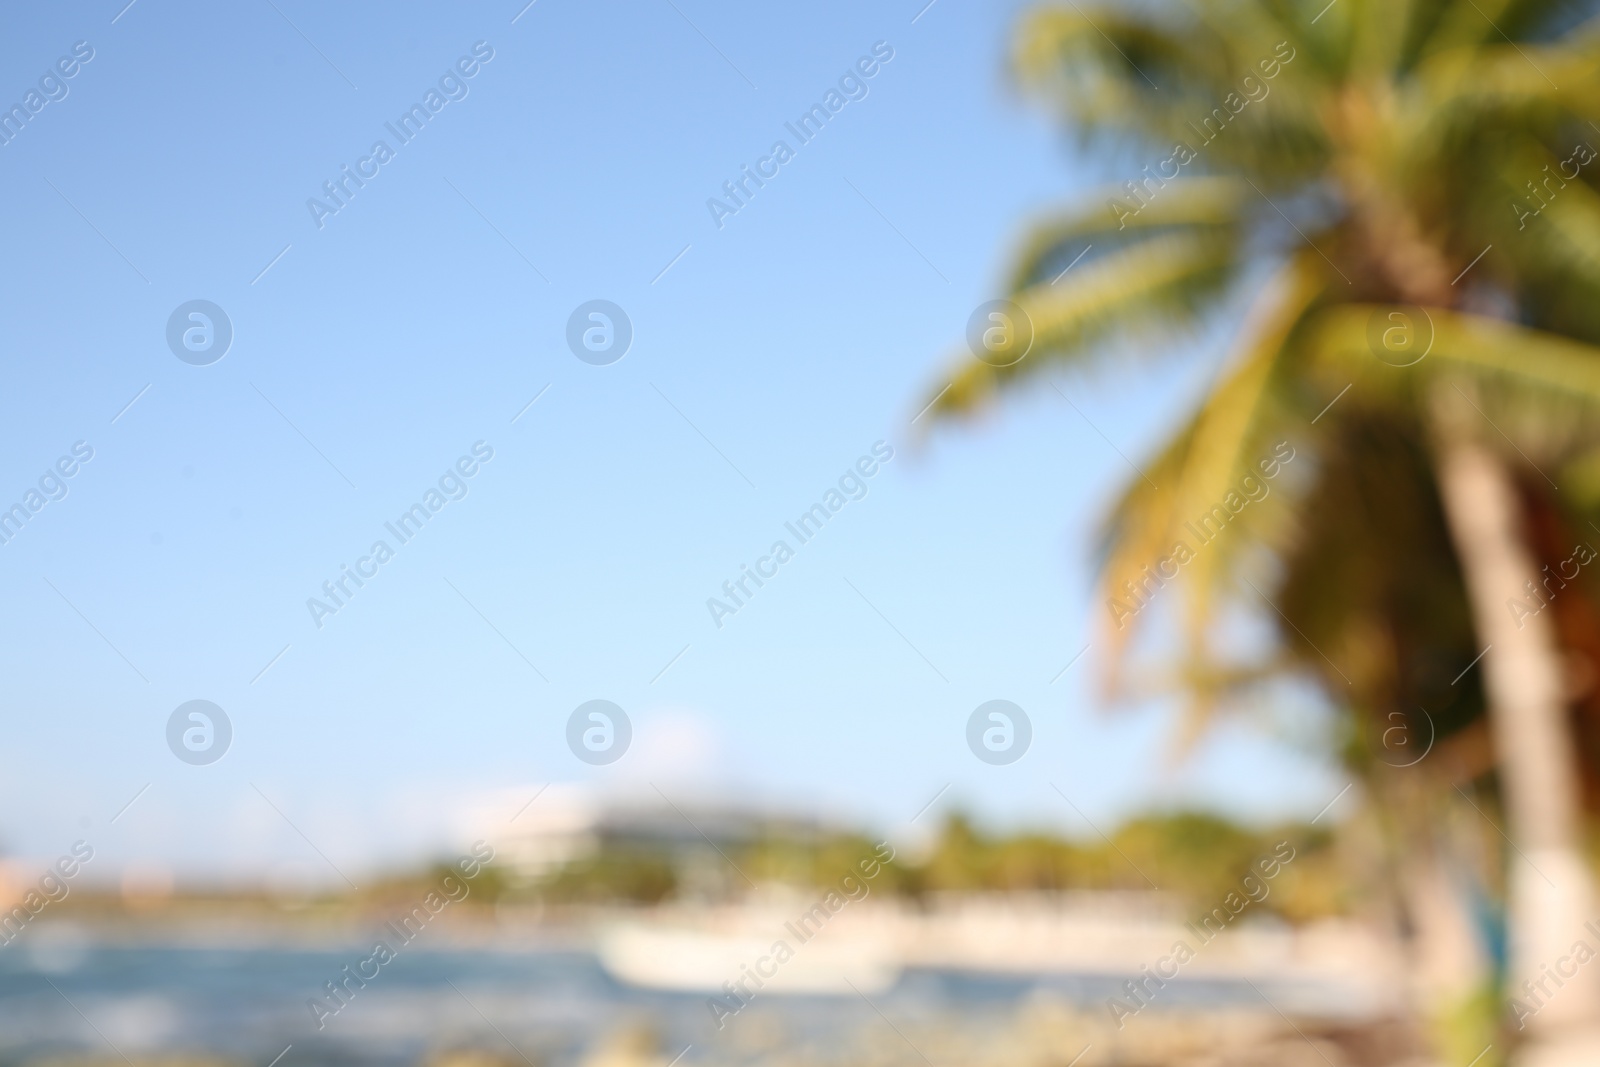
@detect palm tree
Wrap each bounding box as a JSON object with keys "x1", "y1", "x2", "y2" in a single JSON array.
[{"x1": 921, "y1": 1, "x2": 1600, "y2": 1060}]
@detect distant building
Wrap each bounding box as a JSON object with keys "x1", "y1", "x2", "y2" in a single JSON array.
[{"x1": 459, "y1": 785, "x2": 832, "y2": 894}]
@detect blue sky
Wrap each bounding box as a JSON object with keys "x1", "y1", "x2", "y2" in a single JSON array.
[{"x1": 0, "y1": 0, "x2": 1344, "y2": 885}]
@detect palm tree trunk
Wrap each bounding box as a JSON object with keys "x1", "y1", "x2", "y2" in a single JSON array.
[{"x1": 1431, "y1": 396, "x2": 1600, "y2": 1052}]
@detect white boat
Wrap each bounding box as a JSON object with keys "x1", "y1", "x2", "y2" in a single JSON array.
[
  {"x1": 597, "y1": 916, "x2": 901, "y2": 995},
  {"x1": 593, "y1": 899, "x2": 1403, "y2": 1018}
]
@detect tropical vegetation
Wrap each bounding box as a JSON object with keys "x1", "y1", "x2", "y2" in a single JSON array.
[{"x1": 921, "y1": 1, "x2": 1600, "y2": 1061}]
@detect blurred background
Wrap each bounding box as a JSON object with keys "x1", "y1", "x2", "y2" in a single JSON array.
[{"x1": 6, "y1": 0, "x2": 1600, "y2": 1064}]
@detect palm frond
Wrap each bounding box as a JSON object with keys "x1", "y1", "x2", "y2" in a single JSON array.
[
  {"x1": 924, "y1": 226, "x2": 1242, "y2": 420},
  {"x1": 1095, "y1": 252, "x2": 1327, "y2": 689},
  {"x1": 1004, "y1": 176, "x2": 1249, "y2": 292}
]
